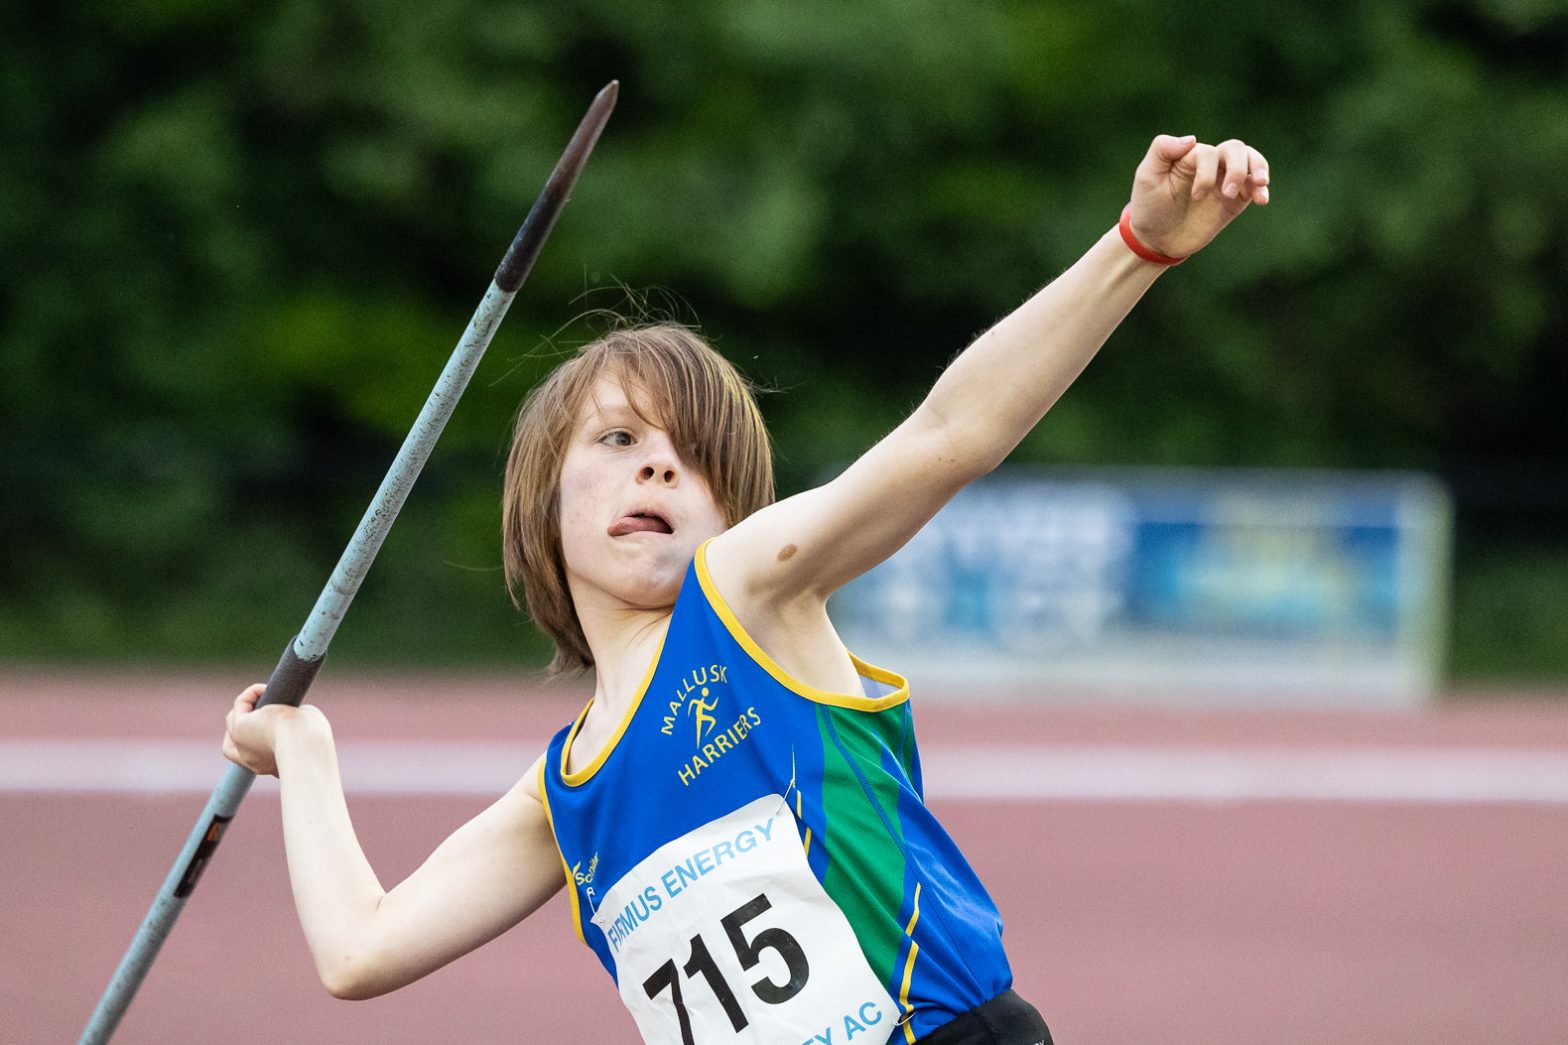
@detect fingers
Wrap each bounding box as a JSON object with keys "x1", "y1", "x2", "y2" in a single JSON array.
[
  {"x1": 1148, "y1": 133, "x2": 1197, "y2": 171},
  {"x1": 222, "y1": 685, "x2": 288, "y2": 776},
  {"x1": 1190, "y1": 144, "x2": 1221, "y2": 200},
  {"x1": 224, "y1": 683, "x2": 266, "y2": 755},
  {"x1": 1131, "y1": 132, "x2": 1269, "y2": 258},
  {"x1": 1247, "y1": 146, "x2": 1271, "y2": 205},
  {"x1": 1218, "y1": 139, "x2": 1251, "y2": 200},
  {"x1": 229, "y1": 683, "x2": 263, "y2": 718},
  {"x1": 1188, "y1": 139, "x2": 1272, "y2": 206}
]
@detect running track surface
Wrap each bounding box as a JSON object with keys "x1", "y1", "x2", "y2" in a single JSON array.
[{"x1": 4, "y1": 671, "x2": 1566, "y2": 1044}]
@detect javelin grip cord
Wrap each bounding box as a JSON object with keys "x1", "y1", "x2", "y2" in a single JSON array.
[{"x1": 79, "y1": 80, "x2": 618, "y2": 1045}]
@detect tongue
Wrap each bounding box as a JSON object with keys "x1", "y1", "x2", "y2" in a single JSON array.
[{"x1": 609, "y1": 515, "x2": 672, "y2": 536}]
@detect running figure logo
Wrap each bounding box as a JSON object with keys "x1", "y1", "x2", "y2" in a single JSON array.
[{"x1": 688, "y1": 688, "x2": 719, "y2": 745}]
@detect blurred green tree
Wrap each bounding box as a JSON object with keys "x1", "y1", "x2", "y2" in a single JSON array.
[{"x1": 1, "y1": 0, "x2": 1563, "y2": 677}]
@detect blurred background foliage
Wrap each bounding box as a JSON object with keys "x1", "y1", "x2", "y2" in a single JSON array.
[{"x1": 1, "y1": 0, "x2": 1564, "y2": 680}]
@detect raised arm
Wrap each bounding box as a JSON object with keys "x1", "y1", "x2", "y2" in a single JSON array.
[
  {"x1": 222, "y1": 686, "x2": 564, "y2": 999},
  {"x1": 708, "y1": 134, "x2": 1269, "y2": 608}
]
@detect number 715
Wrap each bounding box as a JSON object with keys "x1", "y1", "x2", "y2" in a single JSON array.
[{"x1": 642, "y1": 892, "x2": 810, "y2": 1044}]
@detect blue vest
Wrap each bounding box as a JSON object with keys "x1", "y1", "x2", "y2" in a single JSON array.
[{"x1": 540, "y1": 543, "x2": 1013, "y2": 1041}]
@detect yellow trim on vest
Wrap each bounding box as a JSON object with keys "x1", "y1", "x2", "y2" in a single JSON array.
[
  {"x1": 899, "y1": 882, "x2": 923, "y2": 1043},
  {"x1": 558, "y1": 628, "x2": 667, "y2": 787},
  {"x1": 536, "y1": 757, "x2": 586, "y2": 945},
  {"x1": 694, "y1": 541, "x2": 910, "y2": 711},
  {"x1": 796, "y1": 790, "x2": 813, "y2": 858}
]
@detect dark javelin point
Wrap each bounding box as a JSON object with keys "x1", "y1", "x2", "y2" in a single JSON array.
[{"x1": 494, "y1": 80, "x2": 619, "y2": 293}]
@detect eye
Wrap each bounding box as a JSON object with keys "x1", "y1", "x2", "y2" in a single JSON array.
[{"x1": 598, "y1": 429, "x2": 634, "y2": 448}]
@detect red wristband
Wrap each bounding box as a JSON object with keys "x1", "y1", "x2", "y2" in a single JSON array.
[{"x1": 1118, "y1": 204, "x2": 1186, "y2": 265}]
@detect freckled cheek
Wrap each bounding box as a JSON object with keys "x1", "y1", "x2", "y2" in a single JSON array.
[
  {"x1": 555, "y1": 466, "x2": 600, "y2": 529},
  {"x1": 556, "y1": 481, "x2": 606, "y2": 582},
  {"x1": 557, "y1": 497, "x2": 589, "y2": 537}
]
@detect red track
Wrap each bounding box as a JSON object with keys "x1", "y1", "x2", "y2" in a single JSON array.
[{"x1": 5, "y1": 672, "x2": 1566, "y2": 1044}]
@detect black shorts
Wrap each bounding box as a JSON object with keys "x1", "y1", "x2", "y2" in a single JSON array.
[{"x1": 914, "y1": 990, "x2": 1054, "y2": 1045}]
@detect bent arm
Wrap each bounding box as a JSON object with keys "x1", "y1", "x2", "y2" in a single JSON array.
[
  {"x1": 262, "y1": 713, "x2": 562, "y2": 999},
  {"x1": 722, "y1": 229, "x2": 1160, "y2": 597},
  {"x1": 709, "y1": 134, "x2": 1269, "y2": 605}
]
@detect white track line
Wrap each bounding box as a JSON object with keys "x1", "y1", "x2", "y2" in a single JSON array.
[
  {"x1": 926, "y1": 745, "x2": 1568, "y2": 804},
  {"x1": 3, "y1": 740, "x2": 1568, "y2": 804}
]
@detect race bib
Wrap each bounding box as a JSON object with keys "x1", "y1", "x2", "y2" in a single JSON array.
[{"x1": 589, "y1": 795, "x2": 897, "y2": 1045}]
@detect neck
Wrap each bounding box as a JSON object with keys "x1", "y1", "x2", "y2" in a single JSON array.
[{"x1": 574, "y1": 593, "x2": 670, "y2": 714}]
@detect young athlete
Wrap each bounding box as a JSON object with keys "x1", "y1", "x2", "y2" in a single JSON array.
[{"x1": 223, "y1": 132, "x2": 1269, "y2": 1043}]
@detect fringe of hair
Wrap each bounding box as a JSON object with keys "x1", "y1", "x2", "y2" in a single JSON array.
[{"x1": 501, "y1": 322, "x2": 775, "y2": 675}]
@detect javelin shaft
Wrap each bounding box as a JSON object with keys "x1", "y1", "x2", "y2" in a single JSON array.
[
  {"x1": 293, "y1": 79, "x2": 618, "y2": 666},
  {"x1": 287, "y1": 276, "x2": 515, "y2": 664},
  {"x1": 80, "y1": 80, "x2": 618, "y2": 1045}
]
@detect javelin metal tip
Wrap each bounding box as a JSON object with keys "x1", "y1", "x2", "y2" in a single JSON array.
[
  {"x1": 492, "y1": 84, "x2": 620, "y2": 293},
  {"x1": 586, "y1": 81, "x2": 619, "y2": 124}
]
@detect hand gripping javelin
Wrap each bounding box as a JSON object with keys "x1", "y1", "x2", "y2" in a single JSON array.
[{"x1": 79, "y1": 81, "x2": 619, "y2": 1045}]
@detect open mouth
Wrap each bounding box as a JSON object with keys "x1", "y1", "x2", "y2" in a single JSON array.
[{"x1": 608, "y1": 511, "x2": 673, "y2": 537}]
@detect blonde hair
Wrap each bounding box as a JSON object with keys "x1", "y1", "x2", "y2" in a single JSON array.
[{"x1": 502, "y1": 323, "x2": 774, "y2": 674}]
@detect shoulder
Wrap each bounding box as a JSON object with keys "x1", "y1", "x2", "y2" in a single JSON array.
[
  {"x1": 698, "y1": 532, "x2": 866, "y2": 698},
  {"x1": 514, "y1": 751, "x2": 550, "y2": 806},
  {"x1": 703, "y1": 503, "x2": 830, "y2": 615},
  {"x1": 699, "y1": 530, "x2": 819, "y2": 639}
]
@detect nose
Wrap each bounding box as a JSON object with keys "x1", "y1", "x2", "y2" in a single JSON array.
[
  {"x1": 636, "y1": 439, "x2": 680, "y2": 487},
  {"x1": 638, "y1": 462, "x2": 677, "y2": 485}
]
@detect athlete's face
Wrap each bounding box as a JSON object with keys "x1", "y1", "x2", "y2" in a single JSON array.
[{"x1": 557, "y1": 375, "x2": 729, "y2": 613}]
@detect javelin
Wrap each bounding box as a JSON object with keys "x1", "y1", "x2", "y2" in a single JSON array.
[{"x1": 79, "y1": 80, "x2": 619, "y2": 1045}]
